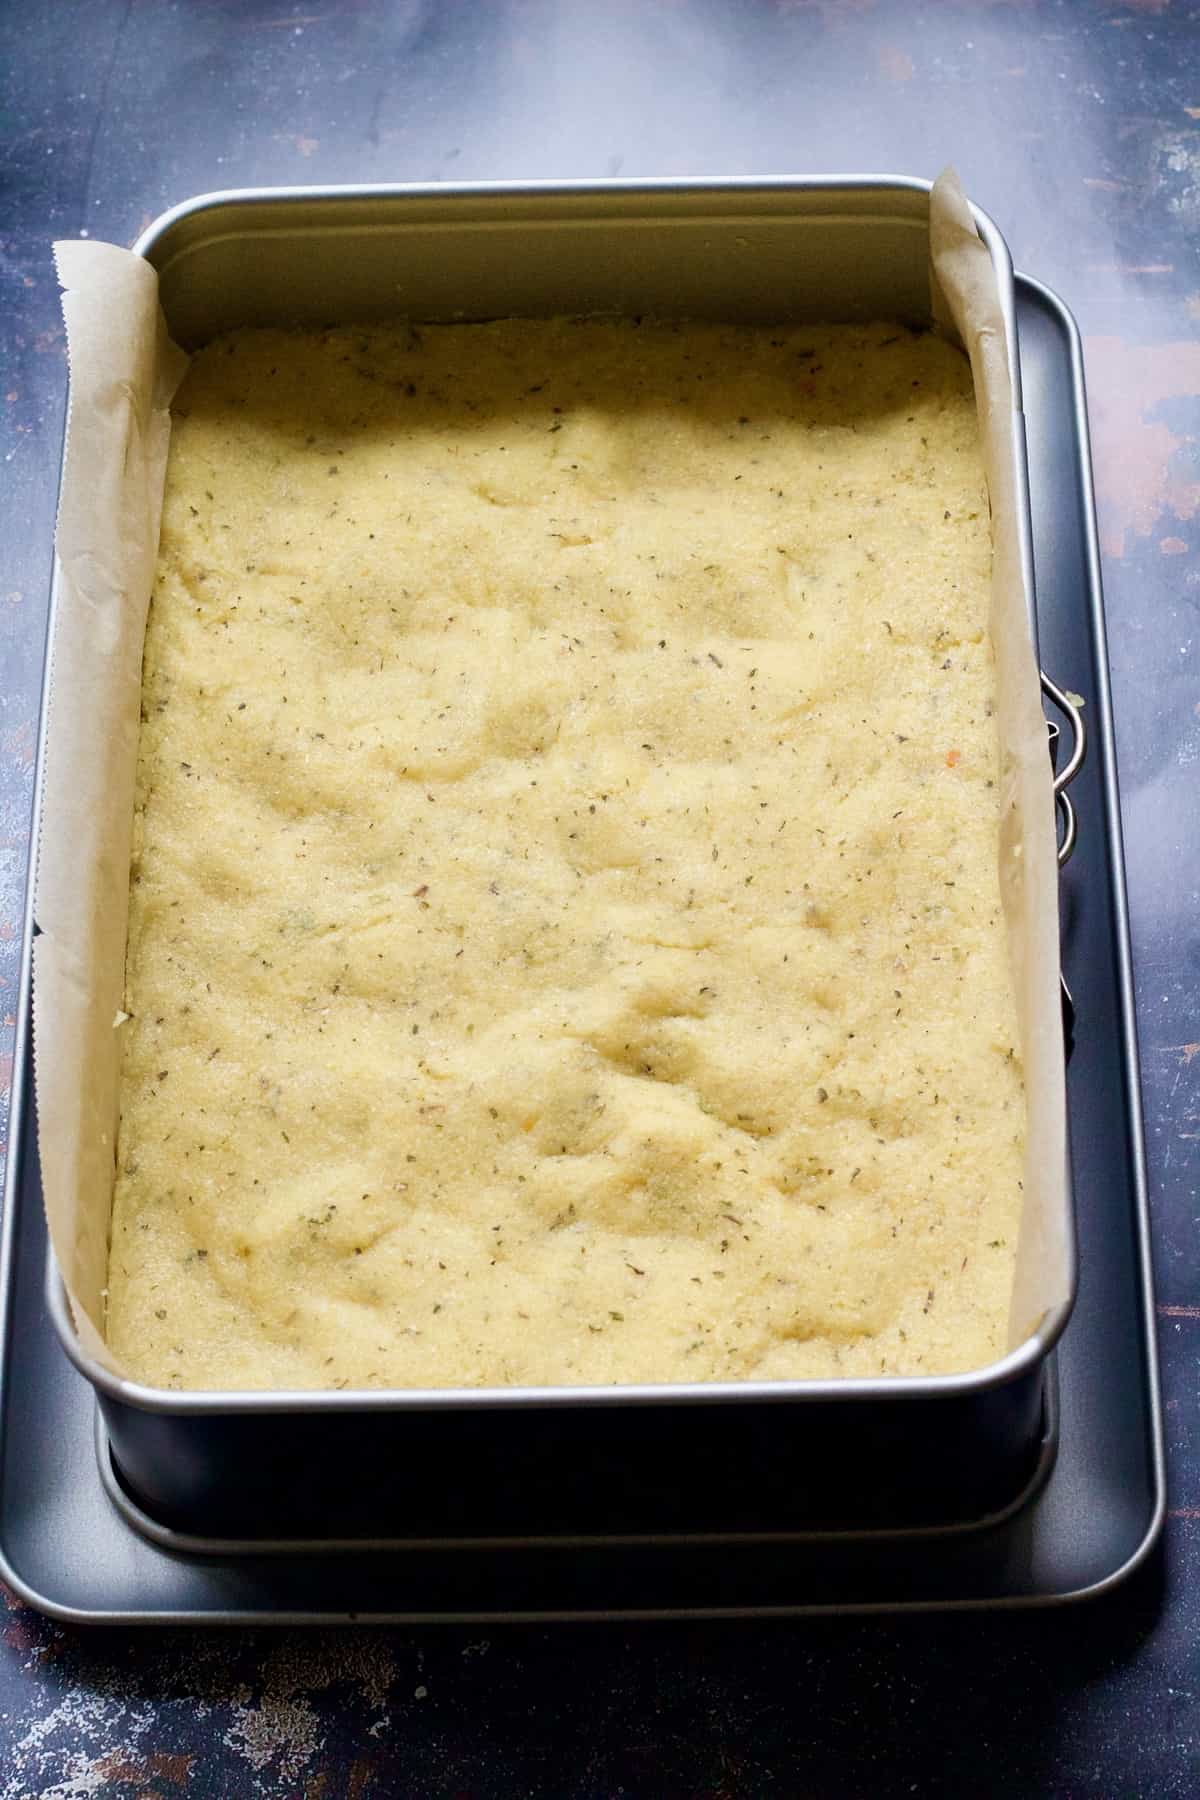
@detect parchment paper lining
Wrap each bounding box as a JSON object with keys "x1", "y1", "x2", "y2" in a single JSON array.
[{"x1": 35, "y1": 172, "x2": 1066, "y2": 1383}]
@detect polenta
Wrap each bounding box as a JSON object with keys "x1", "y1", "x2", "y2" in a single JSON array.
[{"x1": 106, "y1": 318, "x2": 1025, "y2": 1390}]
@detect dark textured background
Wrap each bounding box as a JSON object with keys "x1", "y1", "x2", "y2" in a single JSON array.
[{"x1": 1, "y1": 1, "x2": 1197, "y2": 1794}]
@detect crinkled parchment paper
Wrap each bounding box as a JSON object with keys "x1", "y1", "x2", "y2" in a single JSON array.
[
  {"x1": 35, "y1": 243, "x2": 187, "y2": 1373},
  {"x1": 35, "y1": 172, "x2": 1067, "y2": 1382},
  {"x1": 928, "y1": 172, "x2": 1069, "y2": 1350}
]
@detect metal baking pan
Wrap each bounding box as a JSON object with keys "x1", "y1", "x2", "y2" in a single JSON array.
[
  {"x1": 42, "y1": 178, "x2": 1078, "y2": 1541},
  {"x1": 0, "y1": 272, "x2": 1161, "y2": 1617}
]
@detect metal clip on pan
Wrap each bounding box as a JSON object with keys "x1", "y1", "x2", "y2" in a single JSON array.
[
  {"x1": 1041, "y1": 671, "x2": 1087, "y2": 1059},
  {"x1": 1041, "y1": 671, "x2": 1086, "y2": 866}
]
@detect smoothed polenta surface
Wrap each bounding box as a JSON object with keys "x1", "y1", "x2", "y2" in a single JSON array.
[{"x1": 107, "y1": 317, "x2": 1023, "y2": 1390}]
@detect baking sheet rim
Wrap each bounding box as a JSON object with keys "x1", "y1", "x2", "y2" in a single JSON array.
[{"x1": 0, "y1": 271, "x2": 1158, "y2": 1624}]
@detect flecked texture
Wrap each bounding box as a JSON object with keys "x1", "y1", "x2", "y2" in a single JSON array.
[{"x1": 107, "y1": 318, "x2": 1022, "y2": 1390}]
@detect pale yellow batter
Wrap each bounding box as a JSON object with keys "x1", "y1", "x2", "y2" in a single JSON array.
[{"x1": 106, "y1": 317, "x2": 1024, "y2": 1390}]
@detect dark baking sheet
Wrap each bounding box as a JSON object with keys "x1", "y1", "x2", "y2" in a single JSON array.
[{"x1": 0, "y1": 275, "x2": 1164, "y2": 1622}]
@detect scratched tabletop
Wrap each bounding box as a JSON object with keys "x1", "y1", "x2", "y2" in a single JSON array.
[{"x1": 2, "y1": 2, "x2": 1198, "y2": 1795}]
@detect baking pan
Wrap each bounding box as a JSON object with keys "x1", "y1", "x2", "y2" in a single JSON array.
[
  {"x1": 42, "y1": 179, "x2": 1075, "y2": 1539},
  {"x1": 0, "y1": 274, "x2": 1162, "y2": 1617}
]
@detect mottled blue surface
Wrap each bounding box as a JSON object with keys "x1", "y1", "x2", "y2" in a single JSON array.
[{"x1": 1, "y1": 2, "x2": 1197, "y2": 1794}]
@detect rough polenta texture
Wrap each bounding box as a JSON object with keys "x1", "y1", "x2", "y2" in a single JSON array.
[{"x1": 107, "y1": 317, "x2": 1025, "y2": 1391}]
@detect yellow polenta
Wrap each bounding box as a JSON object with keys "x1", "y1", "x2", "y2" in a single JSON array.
[{"x1": 106, "y1": 318, "x2": 1024, "y2": 1391}]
